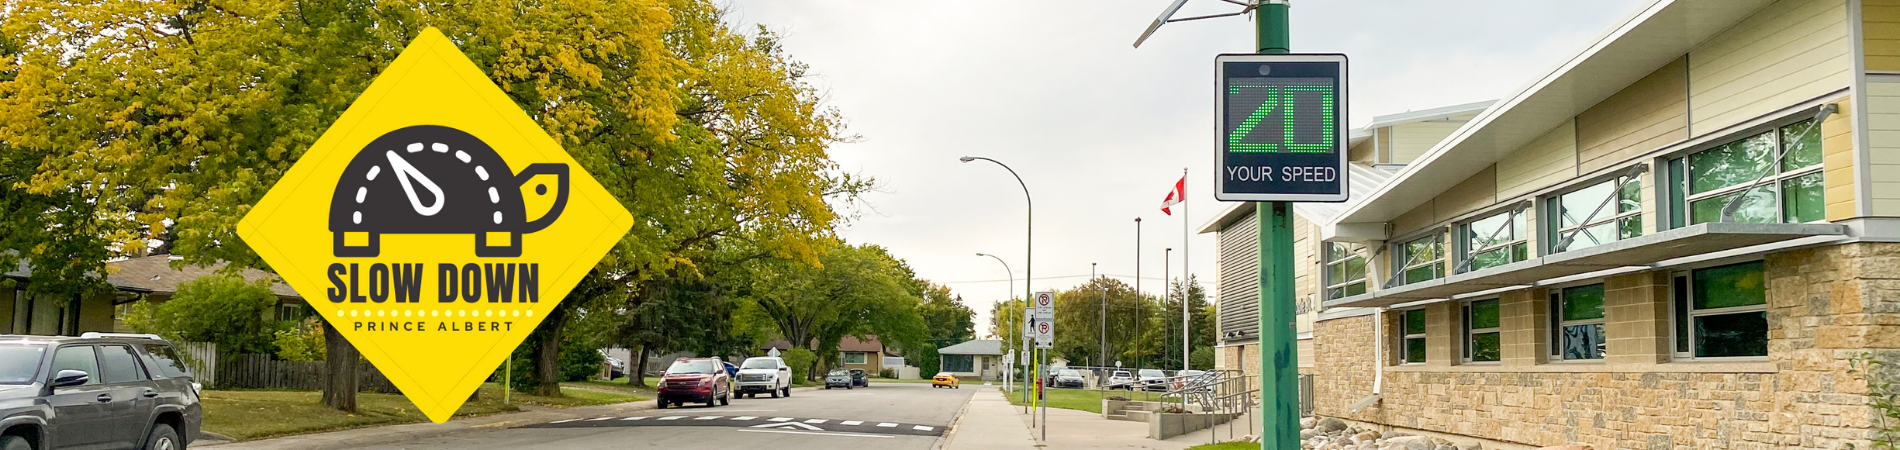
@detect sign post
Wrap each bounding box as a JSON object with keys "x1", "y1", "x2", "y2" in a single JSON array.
[
  {"x1": 1212, "y1": 3, "x2": 1347, "y2": 449},
  {"x1": 1033, "y1": 291, "x2": 1054, "y2": 440}
]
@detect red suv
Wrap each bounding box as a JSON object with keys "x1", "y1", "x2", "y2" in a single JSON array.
[{"x1": 657, "y1": 357, "x2": 730, "y2": 409}]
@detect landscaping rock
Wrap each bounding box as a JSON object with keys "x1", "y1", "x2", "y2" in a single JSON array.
[
  {"x1": 1302, "y1": 417, "x2": 1319, "y2": 429},
  {"x1": 1534, "y1": 446, "x2": 1591, "y2": 450},
  {"x1": 1316, "y1": 417, "x2": 1349, "y2": 433}
]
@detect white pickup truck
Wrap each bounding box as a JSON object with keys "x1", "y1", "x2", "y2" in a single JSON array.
[{"x1": 735, "y1": 356, "x2": 793, "y2": 398}]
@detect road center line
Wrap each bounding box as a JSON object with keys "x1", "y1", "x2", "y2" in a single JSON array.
[
  {"x1": 768, "y1": 417, "x2": 793, "y2": 422},
  {"x1": 840, "y1": 421, "x2": 863, "y2": 426},
  {"x1": 736, "y1": 429, "x2": 895, "y2": 439},
  {"x1": 732, "y1": 416, "x2": 757, "y2": 420},
  {"x1": 620, "y1": 417, "x2": 647, "y2": 421}
]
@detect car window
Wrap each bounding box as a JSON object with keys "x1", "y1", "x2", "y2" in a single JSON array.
[
  {"x1": 666, "y1": 360, "x2": 716, "y2": 374},
  {"x1": 1139, "y1": 369, "x2": 1164, "y2": 377},
  {"x1": 0, "y1": 345, "x2": 46, "y2": 384},
  {"x1": 140, "y1": 344, "x2": 194, "y2": 379},
  {"x1": 97, "y1": 345, "x2": 146, "y2": 384},
  {"x1": 1113, "y1": 371, "x2": 1130, "y2": 377},
  {"x1": 741, "y1": 358, "x2": 780, "y2": 369},
  {"x1": 50, "y1": 345, "x2": 100, "y2": 385}
]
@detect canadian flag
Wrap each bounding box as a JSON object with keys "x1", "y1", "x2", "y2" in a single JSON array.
[{"x1": 1160, "y1": 176, "x2": 1185, "y2": 216}]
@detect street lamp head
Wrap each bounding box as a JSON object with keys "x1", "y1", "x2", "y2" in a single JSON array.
[
  {"x1": 976, "y1": 253, "x2": 989, "y2": 257},
  {"x1": 1135, "y1": 217, "x2": 1142, "y2": 223},
  {"x1": 958, "y1": 156, "x2": 977, "y2": 163}
]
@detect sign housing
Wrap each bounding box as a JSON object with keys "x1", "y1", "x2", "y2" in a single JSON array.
[{"x1": 1214, "y1": 53, "x2": 1349, "y2": 203}]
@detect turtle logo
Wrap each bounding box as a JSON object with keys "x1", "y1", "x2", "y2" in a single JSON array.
[{"x1": 330, "y1": 125, "x2": 570, "y2": 257}]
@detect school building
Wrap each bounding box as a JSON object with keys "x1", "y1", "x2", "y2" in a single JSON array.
[{"x1": 1209, "y1": 0, "x2": 1900, "y2": 448}]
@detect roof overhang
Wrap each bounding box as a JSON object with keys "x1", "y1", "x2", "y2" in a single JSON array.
[
  {"x1": 1324, "y1": 222, "x2": 1848, "y2": 308},
  {"x1": 1324, "y1": 0, "x2": 1775, "y2": 234}
]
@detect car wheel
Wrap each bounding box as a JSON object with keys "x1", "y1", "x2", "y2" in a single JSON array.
[
  {"x1": 845, "y1": 385, "x2": 852, "y2": 390},
  {"x1": 783, "y1": 386, "x2": 791, "y2": 397},
  {"x1": 825, "y1": 386, "x2": 832, "y2": 390},
  {"x1": 2, "y1": 435, "x2": 30, "y2": 450},
  {"x1": 720, "y1": 394, "x2": 730, "y2": 406},
  {"x1": 143, "y1": 423, "x2": 180, "y2": 450},
  {"x1": 769, "y1": 389, "x2": 779, "y2": 398},
  {"x1": 657, "y1": 399, "x2": 667, "y2": 409}
]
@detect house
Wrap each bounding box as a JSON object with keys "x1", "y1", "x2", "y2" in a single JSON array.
[
  {"x1": 3, "y1": 255, "x2": 304, "y2": 336},
  {"x1": 760, "y1": 335, "x2": 902, "y2": 374},
  {"x1": 936, "y1": 339, "x2": 1005, "y2": 381},
  {"x1": 1209, "y1": 0, "x2": 1900, "y2": 448}
]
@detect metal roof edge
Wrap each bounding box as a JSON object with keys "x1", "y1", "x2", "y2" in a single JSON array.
[{"x1": 1362, "y1": 100, "x2": 1500, "y2": 130}]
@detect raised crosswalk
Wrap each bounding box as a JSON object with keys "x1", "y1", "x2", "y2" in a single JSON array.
[{"x1": 525, "y1": 414, "x2": 946, "y2": 437}]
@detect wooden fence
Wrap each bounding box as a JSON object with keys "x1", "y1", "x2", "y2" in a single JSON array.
[{"x1": 216, "y1": 354, "x2": 403, "y2": 394}]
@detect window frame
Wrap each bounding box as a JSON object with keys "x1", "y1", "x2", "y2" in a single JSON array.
[
  {"x1": 1669, "y1": 117, "x2": 1826, "y2": 227},
  {"x1": 1461, "y1": 298, "x2": 1501, "y2": 364},
  {"x1": 1548, "y1": 283, "x2": 1607, "y2": 362},
  {"x1": 1390, "y1": 231, "x2": 1445, "y2": 287},
  {"x1": 1397, "y1": 308, "x2": 1427, "y2": 365},
  {"x1": 1323, "y1": 242, "x2": 1368, "y2": 299},
  {"x1": 1457, "y1": 207, "x2": 1529, "y2": 273},
  {"x1": 842, "y1": 352, "x2": 867, "y2": 365},
  {"x1": 1669, "y1": 260, "x2": 1771, "y2": 361},
  {"x1": 1545, "y1": 173, "x2": 1644, "y2": 254}
]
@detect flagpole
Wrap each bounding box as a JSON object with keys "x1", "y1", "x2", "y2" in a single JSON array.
[{"x1": 1181, "y1": 167, "x2": 1190, "y2": 372}]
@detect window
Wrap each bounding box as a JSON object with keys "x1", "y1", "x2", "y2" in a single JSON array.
[
  {"x1": 842, "y1": 352, "x2": 867, "y2": 365},
  {"x1": 1670, "y1": 119, "x2": 1824, "y2": 227},
  {"x1": 139, "y1": 344, "x2": 194, "y2": 379},
  {"x1": 1673, "y1": 261, "x2": 1768, "y2": 358},
  {"x1": 1324, "y1": 242, "x2": 1367, "y2": 299},
  {"x1": 1398, "y1": 309, "x2": 1426, "y2": 364},
  {"x1": 49, "y1": 345, "x2": 99, "y2": 385},
  {"x1": 942, "y1": 354, "x2": 974, "y2": 373},
  {"x1": 278, "y1": 303, "x2": 304, "y2": 322},
  {"x1": 1394, "y1": 234, "x2": 1444, "y2": 286},
  {"x1": 1551, "y1": 284, "x2": 1607, "y2": 361},
  {"x1": 1460, "y1": 210, "x2": 1528, "y2": 272},
  {"x1": 1548, "y1": 174, "x2": 1642, "y2": 253},
  {"x1": 1462, "y1": 299, "x2": 1500, "y2": 363},
  {"x1": 97, "y1": 345, "x2": 145, "y2": 384}
]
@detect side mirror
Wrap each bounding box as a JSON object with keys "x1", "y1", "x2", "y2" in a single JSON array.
[{"x1": 51, "y1": 370, "x2": 89, "y2": 388}]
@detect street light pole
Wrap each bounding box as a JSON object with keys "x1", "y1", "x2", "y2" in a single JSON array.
[
  {"x1": 1095, "y1": 262, "x2": 1103, "y2": 372},
  {"x1": 976, "y1": 253, "x2": 1013, "y2": 393},
  {"x1": 1134, "y1": 217, "x2": 1142, "y2": 370},
  {"x1": 960, "y1": 156, "x2": 1032, "y2": 411}
]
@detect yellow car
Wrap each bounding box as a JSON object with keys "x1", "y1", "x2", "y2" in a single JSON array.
[{"x1": 932, "y1": 373, "x2": 960, "y2": 389}]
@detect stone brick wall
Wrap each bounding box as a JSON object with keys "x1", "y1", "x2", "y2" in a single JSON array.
[{"x1": 1304, "y1": 243, "x2": 1900, "y2": 449}]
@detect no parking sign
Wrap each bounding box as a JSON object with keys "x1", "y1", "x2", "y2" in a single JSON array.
[{"x1": 1032, "y1": 291, "x2": 1054, "y2": 348}]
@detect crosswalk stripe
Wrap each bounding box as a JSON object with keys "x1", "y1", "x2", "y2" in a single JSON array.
[
  {"x1": 732, "y1": 416, "x2": 757, "y2": 421},
  {"x1": 694, "y1": 416, "x2": 721, "y2": 420},
  {"x1": 550, "y1": 419, "x2": 578, "y2": 424},
  {"x1": 586, "y1": 417, "x2": 614, "y2": 421},
  {"x1": 658, "y1": 416, "x2": 685, "y2": 421},
  {"x1": 913, "y1": 425, "x2": 934, "y2": 431},
  {"x1": 803, "y1": 419, "x2": 827, "y2": 424},
  {"x1": 768, "y1": 417, "x2": 793, "y2": 422},
  {"x1": 621, "y1": 417, "x2": 647, "y2": 421},
  {"x1": 841, "y1": 421, "x2": 863, "y2": 426},
  {"x1": 876, "y1": 423, "x2": 897, "y2": 427}
]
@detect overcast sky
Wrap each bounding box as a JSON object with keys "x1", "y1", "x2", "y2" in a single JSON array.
[{"x1": 727, "y1": 0, "x2": 1649, "y2": 340}]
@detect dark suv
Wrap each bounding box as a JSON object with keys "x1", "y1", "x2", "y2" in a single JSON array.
[{"x1": 0, "y1": 333, "x2": 202, "y2": 450}]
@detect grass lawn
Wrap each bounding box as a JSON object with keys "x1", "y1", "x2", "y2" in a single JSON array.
[
  {"x1": 203, "y1": 382, "x2": 644, "y2": 441},
  {"x1": 579, "y1": 377, "x2": 661, "y2": 395},
  {"x1": 1002, "y1": 387, "x2": 1117, "y2": 414},
  {"x1": 1185, "y1": 443, "x2": 1257, "y2": 450}
]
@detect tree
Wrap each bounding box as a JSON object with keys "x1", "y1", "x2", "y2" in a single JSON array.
[
  {"x1": 752, "y1": 243, "x2": 925, "y2": 380},
  {"x1": 1151, "y1": 276, "x2": 1213, "y2": 370},
  {"x1": 1046, "y1": 277, "x2": 1153, "y2": 368},
  {"x1": 910, "y1": 284, "x2": 974, "y2": 377}
]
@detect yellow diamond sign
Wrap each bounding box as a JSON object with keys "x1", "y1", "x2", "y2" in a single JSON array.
[{"x1": 237, "y1": 27, "x2": 632, "y2": 423}]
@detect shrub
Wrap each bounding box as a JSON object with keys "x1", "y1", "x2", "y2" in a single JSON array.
[
  {"x1": 784, "y1": 348, "x2": 816, "y2": 381},
  {"x1": 879, "y1": 368, "x2": 895, "y2": 379},
  {"x1": 273, "y1": 317, "x2": 326, "y2": 362},
  {"x1": 125, "y1": 273, "x2": 279, "y2": 355},
  {"x1": 1850, "y1": 353, "x2": 1900, "y2": 449}
]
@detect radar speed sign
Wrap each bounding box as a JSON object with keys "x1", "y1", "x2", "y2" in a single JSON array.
[{"x1": 1215, "y1": 54, "x2": 1349, "y2": 203}]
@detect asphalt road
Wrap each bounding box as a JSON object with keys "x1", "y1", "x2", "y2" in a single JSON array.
[{"x1": 359, "y1": 381, "x2": 977, "y2": 450}]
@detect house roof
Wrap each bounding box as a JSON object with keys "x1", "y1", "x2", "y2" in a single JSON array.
[
  {"x1": 1325, "y1": 0, "x2": 1775, "y2": 232},
  {"x1": 105, "y1": 255, "x2": 300, "y2": 298},
  {"x1": 937, "y1": 339, "x2": 1004, "y2": 356},
  {"x1": 761, "y1": 335, "x2": 900, "y2": 356}
]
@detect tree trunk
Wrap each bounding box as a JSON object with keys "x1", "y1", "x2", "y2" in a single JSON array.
[
  {"x1": 320, "y1": 320, "x2": 358, "y2": 412},
  {"x1": 530, "y1": 304, "x2": 570, "y2": 397},
  {"x1": 629, "y1": 345, "x2": 650, "y2": 387}
]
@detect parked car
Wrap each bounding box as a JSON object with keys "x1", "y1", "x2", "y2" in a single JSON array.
[
  {"x1": 1137, "y1": 369, "x2": 1170, "y2": 392},
  {"x1": 657, "y1": 357, "x2": 731, "y2": 408},
  {"x1": 735, "y1": 356, "x2": 792, "y2": 398},
  {"x1": 824, "y1": 369, "x2": 854, "y2": 389},
  {"x1": 1049, "y1": 368, "x2": 1085, "y2": 388},
  {"x1": 1106, "y1": 370, "x2": 1137, "y2": 390},
  {"x1": 847, "y1": 369, "x2": 869, "y2": 387},
  {"x1": 0, "y1": 332, "x2": 203, "y2": 450},
  {"x1": 931, "y1": 372, "x2": 960, "y2": 389},
  {"x1": 1171, "y1": 369, "x2": 1209, "y2": 392},
  {"x1": 599, "y1": 350, "x2": 626, "y2": 380}
]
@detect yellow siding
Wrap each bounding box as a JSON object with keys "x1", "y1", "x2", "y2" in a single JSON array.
[
  {"x1": 1393, "y1": 201, "x2": 1437, "y2": 238},
  {"x1": 1867, "y1": 82, "x2": 1900, "y2": 215},
  {"x1": 1349, "y1": 138, "x2": 1376, "y2": 165},
  {"x1": 1435, "y1": 164, "x2": 1499, "y2": 220},
  {"x1": 1378, "y1": 128, "x2": 1393, "y2": 163},
  {"x1": 1576, "y1": 57, "x2": 1690, "y2": 174},
  {"x1": 1688, "y1": 0, "x2": 1851, "y2": 133},
  {"x1": 1865, "y1": 0, "x2": 1900, "y2": 71},
  {"x1": 1824, "y1": 96, "x2": 1857, "y2": 220},
  {"x1": 1389, "y1": 121, "x2": 1464, "y2": 165},
  {"x1": 1495, "y1": 119, "x2": 1579, "y2": 199}
]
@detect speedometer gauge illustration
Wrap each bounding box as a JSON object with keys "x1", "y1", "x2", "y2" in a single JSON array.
[{"x1": 329, "y1": 125, "x2": 570, "y2": 257}]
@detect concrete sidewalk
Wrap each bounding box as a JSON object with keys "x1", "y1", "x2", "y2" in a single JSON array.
[{"x1": 944, "y1": 388, "x2": 1196, "y2": 450}]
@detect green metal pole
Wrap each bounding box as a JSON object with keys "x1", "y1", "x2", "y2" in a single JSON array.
[{"x1": 1257, "y1": 3, "x2": 1298, "y2": 450}]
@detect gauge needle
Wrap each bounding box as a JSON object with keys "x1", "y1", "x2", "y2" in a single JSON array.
[{"x1": 386, "y1": 150, "x2": 446, "y2": 216}]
